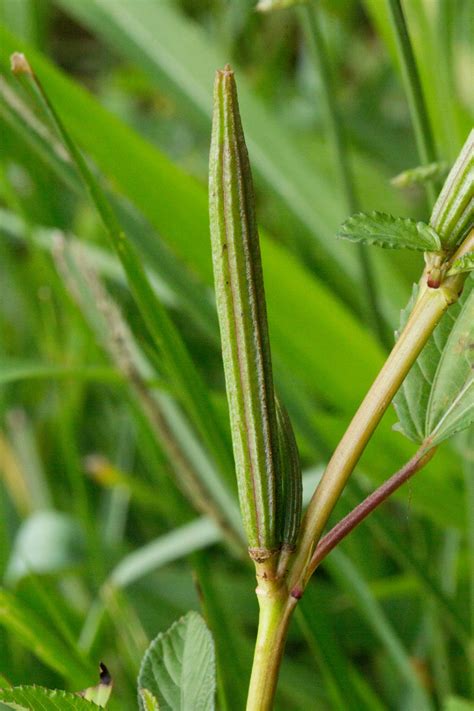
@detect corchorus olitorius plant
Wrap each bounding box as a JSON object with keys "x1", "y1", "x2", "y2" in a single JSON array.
[{"x1": 0, "y1": 1, "x2": 473, "y2": 710}]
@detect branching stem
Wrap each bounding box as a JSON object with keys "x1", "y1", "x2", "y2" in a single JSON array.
[{"x1": 309, "y1": 444, "x2": 435, "y2": 574}]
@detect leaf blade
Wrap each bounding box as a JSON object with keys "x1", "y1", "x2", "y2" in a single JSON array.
[
  {"x1": 0, "y1": 687, "x2": 100, "y2": 710},
  {"x1": 337, "y1": 211, "x2": 441, "y2": 251},
  {"x1": 137, "y1": 612, "x2": 216, "y2": 711}
]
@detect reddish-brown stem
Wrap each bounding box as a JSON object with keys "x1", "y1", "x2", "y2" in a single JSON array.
[{"x1": 308, "y1": 445, "x2": 436, "y2": 575}]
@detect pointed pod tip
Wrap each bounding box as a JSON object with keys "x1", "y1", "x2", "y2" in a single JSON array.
[
  {"x1": 10, "y1": 52, "x2": 33, "y2": 76},
  {"x1": 217, "y1": 63, "x2": 234, "y2": 77}
]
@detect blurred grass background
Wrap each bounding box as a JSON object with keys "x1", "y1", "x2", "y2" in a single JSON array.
[{"x1": 0, "y1": 1, "x2": 473, "y2": 709}]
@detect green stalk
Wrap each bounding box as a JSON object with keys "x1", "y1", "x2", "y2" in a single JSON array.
[
  {"x1": 301, "y1": 2, "x2": 388, "y2": 347},
  {"x1": 386, "y1": 0, "x2": 438, "y2": 205},
  {"x1": 246, "y1": 592, "x2": 295, "y2": 711}
]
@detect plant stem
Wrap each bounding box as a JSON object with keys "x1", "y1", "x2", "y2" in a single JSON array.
[
  {"x1": 287, "y1": 224, "x2": 473, "y2": 595},
  {"x1": 301, "y1": 2, "x2": 388, "y2": 347},
  {"x1": 246, "y1": 591, "x2": 294, "y2": 711},
  {"x1": 308, "y1": 445, "x2": 435, "y2": 573},
  {"x1": 386, "y1": 0, "x2": 438, "y2": 205}
]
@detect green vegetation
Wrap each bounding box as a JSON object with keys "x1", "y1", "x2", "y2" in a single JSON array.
[{"x1": 0, "y1": 1, "x2": 473, "y2": 710}]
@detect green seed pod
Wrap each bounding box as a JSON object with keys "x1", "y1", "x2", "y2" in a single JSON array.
[
  {"x1": 275, "y1": 395, "x2": 302, "y2": 550},
  {"x1": 209, "y1": 65, "x2": 280, "y2": 560},
  {"x1": 430, "y1": 130, "x2": 473, "y2": 249}
]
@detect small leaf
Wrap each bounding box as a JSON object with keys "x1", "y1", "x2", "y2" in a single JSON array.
[
  {"x1": 391, "y1": 161, "x2": 449, "y2": 188},
  {"x1": 0, "y1": 686, "x2": 100, "y2": 710},
  {"x1": 337, "y1": 211, "x2": 441, "y2": 251},
  {"x1": 430, "y1": 129, "x2": 474, "y2": 248},
  {"x1": 139, "y1": 690, "x2": 160, "y2": 710},
  {"x1": 137, "y1": 611, "x2": 215, "y2": 711},
  {"x1": 209, "y1": 65, "x2": 281, "y2": 559},
  {"x1": 448, "y1": 252, "x2": 474, "y2": 276}
]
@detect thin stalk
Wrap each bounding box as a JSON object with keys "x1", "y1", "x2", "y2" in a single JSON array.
[
  {"x1": 309, "y1": 445, "x2": 435, "y2": 574},
  {"x1": 246, "y1": 592, "x2": 295, "y2": 711},
  {"x1": 386, "y1": 0, "x2": 438, "y2": 205},
  {"x1": 301, "y1": 2, "x2": 388, "y2": 347}
]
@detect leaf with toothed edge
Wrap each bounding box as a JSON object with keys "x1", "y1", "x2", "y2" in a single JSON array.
[
  {"x1": 137, "y1": 611, "x2": 215, "y2": 711},
  {"x1": 0, "y1": 686, "x2": 101, "y2": 710},
  {"x1": 337, "y1": 211, "x2": 441, "y2": 251}
]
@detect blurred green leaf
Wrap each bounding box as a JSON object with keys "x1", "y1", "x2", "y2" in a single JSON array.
[
  {"x1": 109, "y1": 518, "x2": 220, "y2": 590},
  {"x1": 391, "y1": 162, "x2": 449, "y2": 189},
  {"x1": 138, "y1": 611, "x2": 216, "y2": 711},
  {"x1": 443, "y1": 698, "x2": 474, "y2": 711},
  {"x1": 325, "y1": 549, "x2": 433, "y2": 710},
  {"x1": 0, "y1": 588, "x2": 92, "y2": 684},
  {"x1": 6, "y1": 510, "x2": 85, "y2": 584}
]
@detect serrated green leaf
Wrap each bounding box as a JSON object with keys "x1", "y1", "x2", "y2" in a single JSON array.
[
  {"x1": 426, "y1": 284, "x2": 474, "y2": 444},
  {"x1": 394, "y1": 271, "x2": 474, "y2": 448},
  {"x1": 137, "y1": 611, "x2": 216, "y2": 711},
  {"x1": 448, "y1": 252, "x2": 474, "y2": 276},
  {"x1": 393, "y1": 286, "x2": 462, "y2": 443},
  {"x1": 0, "y1": 687, "x2": 100, "y2": 710},
  {"x1": 337, "y1": 211, "x2": 441, "y2": 251}
]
